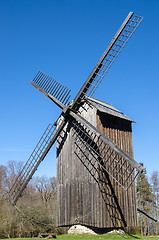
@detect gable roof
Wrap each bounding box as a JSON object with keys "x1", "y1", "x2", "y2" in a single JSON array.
[{"x1": 86, "y1": 96, "x2": 134, "y2": 122}]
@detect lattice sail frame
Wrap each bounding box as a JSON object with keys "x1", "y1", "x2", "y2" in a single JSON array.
[
  {"x1": 86, "y1": 14, "x2": 143, "y2": 97},
  {"x1": 72, "y1": 13, "x2": 143, "y2": 110},
  {"x1": 31, "y1": 71, "x2": 71, "y2": 108},
  {"x1": 72, "y1": 118, "x2": 139, "y2": 190},
  {"x1": 9, "y1": 124, "x2": 56, "y2": 205}
]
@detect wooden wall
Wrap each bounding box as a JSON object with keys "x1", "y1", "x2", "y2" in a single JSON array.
[
  {"x1": 96, "y1": 111, "x2": 137, "y2": 228},
  {"x1": 56, "y1": 105, "x2": 137, "y2": 228}
]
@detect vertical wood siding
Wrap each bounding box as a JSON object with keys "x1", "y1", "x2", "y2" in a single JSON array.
[
  {"x1": 96, "y1": 111, "x2": 137, "y2": 228},
  {"x1": 56, "y1": 105, "x2": 137, "y2": 228}
]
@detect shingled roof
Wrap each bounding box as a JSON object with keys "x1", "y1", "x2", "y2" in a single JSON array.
[{"x1": 87, "y1": 96, "x2": 134, "y2": 122}]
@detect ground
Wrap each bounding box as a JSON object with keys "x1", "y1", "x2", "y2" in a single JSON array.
[{"x1": 2, "y1": 234, "x2": 159, "y2": 240}]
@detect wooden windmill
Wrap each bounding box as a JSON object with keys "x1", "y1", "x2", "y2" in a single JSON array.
[{"x1": 10, "y1": 12, "x2": 144, "y2": 229}]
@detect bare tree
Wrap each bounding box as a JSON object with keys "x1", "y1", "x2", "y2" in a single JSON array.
[
  {"x1": 0, "y1": 165, "x2": 7, "y2": 198},
  {"x1": 35, "y1": 176, "x2": 56, "y2": 206},
  {"x1": 0, "y1": 161, "x2": 58, "y2": 238}
]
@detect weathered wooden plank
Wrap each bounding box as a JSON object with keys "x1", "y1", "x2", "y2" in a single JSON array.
[{"x1": 57, "y1": 100, "x2": 137, "y2": 228}]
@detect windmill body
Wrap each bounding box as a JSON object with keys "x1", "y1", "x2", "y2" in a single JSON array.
[
  {"x1": 9, "y1": 12, "x2": 144, "y2": 230},
  {"x1": 57, "y1": 97, "x2": 137, "y2": 228}
]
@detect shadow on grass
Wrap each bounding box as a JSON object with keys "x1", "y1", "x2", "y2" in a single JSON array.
[{"x1": 117, "y1": 233, "x2": 141, "y2": 239}]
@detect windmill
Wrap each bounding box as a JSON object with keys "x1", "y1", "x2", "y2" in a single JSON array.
[{"x1": 10, "y1": 12, "x2": 144, "y2": 229}]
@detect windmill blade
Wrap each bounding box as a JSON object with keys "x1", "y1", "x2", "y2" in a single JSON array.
[
  {"x1": 71, "y1": 12, "x2": 143, "y2": 110},
  {"x1": 31, "y1": 71, "x2": 71, "y2": 109},
  {"x1": 70, "y1": 111, "x2": 143, "y2": 190},
  {"x1": 9, "y1": 118, "x2": 67, "y2": 205}
]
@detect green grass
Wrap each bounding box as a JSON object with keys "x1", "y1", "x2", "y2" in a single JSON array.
[
  {"x1": 57, "y1": 233, "x2": 159, "y2": 239},
  {"x1": 2, "y1": 234, "x2": 159, "y2": 240}
]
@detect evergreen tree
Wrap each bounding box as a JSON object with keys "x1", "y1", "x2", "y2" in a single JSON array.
[
  {"x1": 136, "y1": 163, "x2": 154, "y2": 235},
  {"x1": 151, "y1": 171, "x2": 159, "y2": 234}
]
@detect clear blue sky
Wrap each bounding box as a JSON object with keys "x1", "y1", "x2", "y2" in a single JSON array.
[{"x1": 0, "y1": 0, "x2": 159, "y2": 179}]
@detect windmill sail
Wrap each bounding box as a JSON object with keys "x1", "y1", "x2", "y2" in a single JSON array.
[
  {"x1": 70, "y1": 111, "x2": 143, "y2": 190},
  {"x1": 71, "y1": 12, "x2": 143, "y2": 110},
  {"x1": 9, "y1": 11, "x2": 143, "y2": 210},
  {"x1": 31, "y1": 71, "x2": 71, "y2": 109},
  {"x1": 10, "y1": 124, "x2": 57, "y2": 205}
]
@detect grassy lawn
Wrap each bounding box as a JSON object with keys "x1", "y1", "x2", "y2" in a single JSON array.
[
  {"x1": 2, "y1": 234, "x2": 159, "y2": 240},
  {"x1": 57, "y1": 233, "x2": 159, "y2": 239}
]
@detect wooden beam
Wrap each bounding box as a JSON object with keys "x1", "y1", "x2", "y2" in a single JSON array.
[{"x1": 137, "y1": 208, "x2": 157, "y2": 222}]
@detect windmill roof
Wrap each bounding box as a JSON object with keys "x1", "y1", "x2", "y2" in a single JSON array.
[{"x1": 86, "y1": 96, "x2": 134, "y2": 122}]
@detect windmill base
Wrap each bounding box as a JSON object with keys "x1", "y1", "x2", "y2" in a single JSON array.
[{"x1": 68, "y1": 225, "x2": 97, "y2": 235}]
